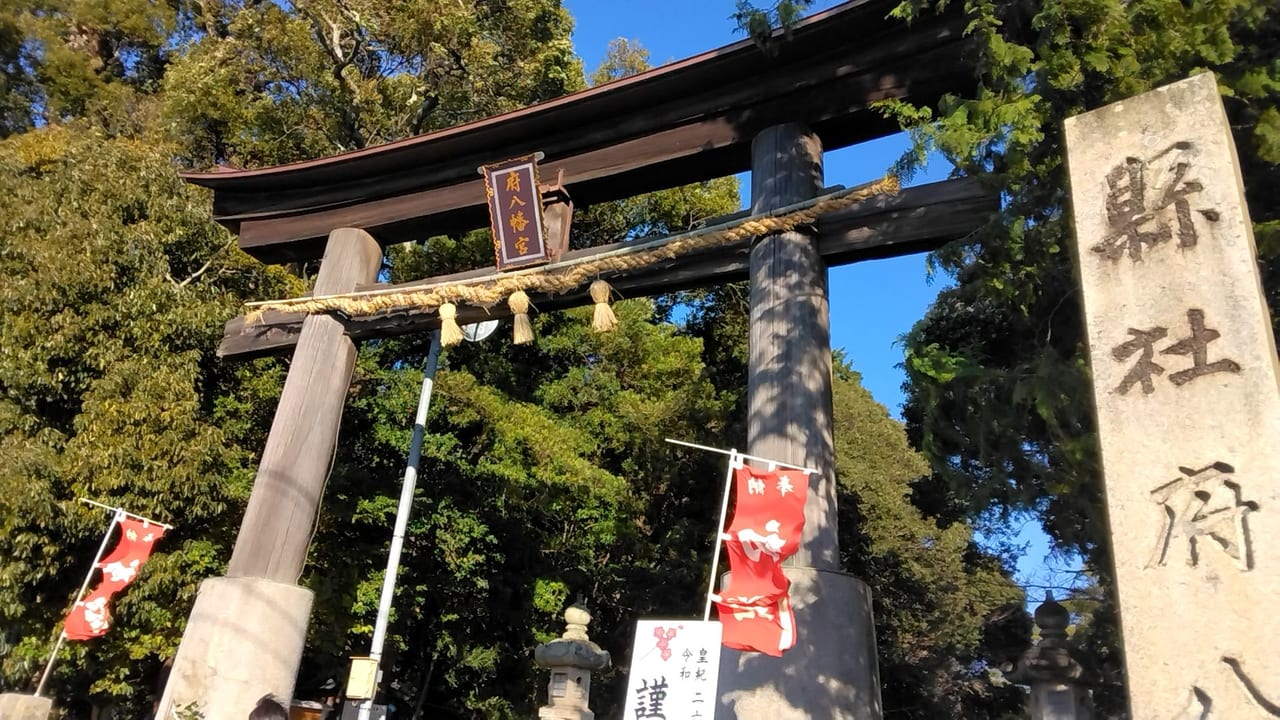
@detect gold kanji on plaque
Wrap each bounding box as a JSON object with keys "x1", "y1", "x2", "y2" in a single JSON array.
[{"x1": 481, "y1": 154, "x2": 549, "y2": 270}]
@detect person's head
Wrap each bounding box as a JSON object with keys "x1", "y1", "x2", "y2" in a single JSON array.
[{"x1": 249, "y1": 694, "x2": 289, "y2": 720}]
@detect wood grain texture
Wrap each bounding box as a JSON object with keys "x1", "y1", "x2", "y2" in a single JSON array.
[
  {"x1": 226, "y1": 228, "x2": 382, "y2": 581},
  {"x1": 215, "y1": 179, "x2": 997, "y2": 357},
  {"x1": 183, "y1": 0, "x2": 973, "y2": 263},
  {"x1": 747, "y1": 123, "x2": 839, "y2": 571}
]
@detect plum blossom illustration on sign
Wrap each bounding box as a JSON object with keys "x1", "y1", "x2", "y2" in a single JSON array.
[{"x1": 652, "y1": 625, "x2": 679, "y2": 661}]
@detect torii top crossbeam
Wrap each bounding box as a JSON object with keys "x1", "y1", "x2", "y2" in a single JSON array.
[{"x1": 180, "y1": 0, "x2": 973, "y2": 265}]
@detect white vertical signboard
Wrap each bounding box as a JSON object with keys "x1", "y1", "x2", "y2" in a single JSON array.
[{"x1": 624, "y1": 620, "x2": 723, "y2": 719}]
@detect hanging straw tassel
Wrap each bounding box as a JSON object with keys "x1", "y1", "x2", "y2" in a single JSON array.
[
  {"x1": 589, "y1": 280, "x2": 617, "y2": 333},
  {"x1": 508, "y1": 291, "x2": 534, "y2": 345},
  {"x1": 439, "y1": 302, "x2": 464, "y2": 347}
]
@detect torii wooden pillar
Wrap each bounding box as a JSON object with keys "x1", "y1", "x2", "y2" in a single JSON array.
[
  {"x1": 716, "y1": 123, "x2": 881, "y2": 719},
  {"x1": 156, "y1": 229, "x2": 383, "y2": 719}
]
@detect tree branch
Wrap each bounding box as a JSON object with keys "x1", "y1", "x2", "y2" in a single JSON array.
[
  {"x1": 287, "y1": 0, "x2": 367, "y2": 148},
  {"x1": 167, "y1": 239, "x2": 234, "y2": 289}
]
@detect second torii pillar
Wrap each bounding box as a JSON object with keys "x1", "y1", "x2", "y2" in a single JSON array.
[
  {"x1": 716, "y1": 124, "x2": 883, "y2": 719},
  {"x1": 157, "y1": 228, "x2": 383, "y2": 719}
]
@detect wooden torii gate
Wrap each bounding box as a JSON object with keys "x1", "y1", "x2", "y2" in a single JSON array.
[{"x1": 157, "y1": 2, "x2": 992, "y2": 718}]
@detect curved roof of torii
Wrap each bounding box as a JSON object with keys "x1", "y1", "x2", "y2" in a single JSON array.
[{"x1": 181, "y1": 0, "x2": 975, "y2": 264}]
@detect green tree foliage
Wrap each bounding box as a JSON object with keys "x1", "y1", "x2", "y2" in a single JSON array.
[
  {"x1": 588, "y1": 37, "x2": 650, "y2": 86},
  {"x1": 0, "y1": 126, "x2": 298, "y2": 716},
  {"x1": 0, "y1": 0, "x2": 173, "y2": 135},
  {"x1": 160, "y1": 0, "x2": 582, "y2": 164},
  {"x1": 866, "y1": 0, "x2": 1276, "y2": 713},
  {"x1": 577, "y1": 38, "x2": 743, "y2": 245},
  {"x1": 886, "y1": 0, "x2": 1278, "y2": 558},
  {"x1": 732, "y1": 0, "x2": 816, "y2": 44},
  {"x1": 0, "y1": 9, "x2": 36, "y2": 137},
  {"x1": 832, "y1": 359, "x2": 1026, "y2": 718}
]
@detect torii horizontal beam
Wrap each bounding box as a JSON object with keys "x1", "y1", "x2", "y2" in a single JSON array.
[
  {"x1": 218, "y1": 177, "x2": 996, "y2": 358},
  {"x1": 181, "y1": 0, "x2": 972, "y2": 263}
]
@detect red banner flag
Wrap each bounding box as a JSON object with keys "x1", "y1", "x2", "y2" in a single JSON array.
[
  {"x1": 725, "y1": 464, "x2": 807, "y2": 563},
  {"x1": 714, "y1": 463, "x2": 809, "y2": 655},
  {"x1": 713, "y1": 594, "x2": 796, "y2": 657},
  {"x1": 717, "y1": 537, "x2": 790, "y2": 601},
  {"x1": 64, "y1": 518, "x2": 165, "y2": 640}
]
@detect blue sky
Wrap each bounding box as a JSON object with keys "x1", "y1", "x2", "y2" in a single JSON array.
[
  {"x1": 563, "y1": 0, "x2": 1083, "y2": 597},
  {"x1": 565, "y1": 0, "x2": 948, "y2": 415}
]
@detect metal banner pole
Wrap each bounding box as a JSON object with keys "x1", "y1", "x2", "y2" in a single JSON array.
[
  {"x1": 703, "y1": 450, "x2": 740, "y2": 621},
  {"x1": 35, "y1": 508, "x2": 125, "y2": 697},
  {"x1": 79, "y1": 499, "x2": 172, "y2": 529},
  {"x1": 356, "y1": 330, "x2": 442, "y2": 720},
  {"x1": 664, "y1": 438, "x2": 816, "y2": 474}
]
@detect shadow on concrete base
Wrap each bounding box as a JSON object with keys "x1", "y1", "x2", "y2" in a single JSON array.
[
  {"x1": 716, "y1": 568, "x2": 881, "y2": 720},
  {"x1": 156, "y1": 576, "x2": 314, "y2": 719},
  {"x1": 0, "y1": 693, "x2": 52, "y2": 719}
]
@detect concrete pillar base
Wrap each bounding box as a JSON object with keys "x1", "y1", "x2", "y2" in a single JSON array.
[
  {"x1": 716, "y1": 568, "x2": 881, "y2": 720},
  {"x1": 0, "y1": 694, "x2": 52, "y2": 720},
  {"x1": 156, "y1": 576, "x2": 313, "y2": 720}
]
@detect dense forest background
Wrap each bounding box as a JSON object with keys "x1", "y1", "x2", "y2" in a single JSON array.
[{"x1": 0, "y1": 0, "x2": 1275, "y2": 718}]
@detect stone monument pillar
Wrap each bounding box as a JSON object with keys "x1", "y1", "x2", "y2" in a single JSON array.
[
  {"x1": 1064, "y1": 71, "x2": 1280, "y2": 717},
  {"x1": 533, "y1": 605, "x2": 611, "y2": 720},
  {"x1": 1007, "y1": 595, "x2": 1091, "y2": 720}
]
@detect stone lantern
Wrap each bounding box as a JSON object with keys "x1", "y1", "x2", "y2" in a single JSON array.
[
  {"x1": 533, "y1": 604, "x2": 611, "y2": 720},
  {"x1": 1007, "y1": 593, "x2": 1093, "y2": 720}
]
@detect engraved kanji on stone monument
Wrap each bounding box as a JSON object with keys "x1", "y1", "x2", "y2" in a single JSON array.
[
  {"x1": 1171, "y1": 658, "x2": 1280, "y2": 719},
  {"x1": 1223, "y1": 657, "x2": 1280, "y2": 717},
  {"x1": 1111, "y1": 308, "x2": 1241, "y2": 395},
  {"x1": 1092, "y1": 141, "x2": 1221, "y2": 263},
  {"x1": 1161, "y1": 309, "x2": 1242, "y2": 385},
  {"x1": 1112, "y1": 326, "x2": 1169, "y2": 395},
  {"x1": 1066, "y1": 72, "x2": 1280, "y2": 719},
  {"x1": 1148, "y1": 462, "x2": 1259, "y2": 571},
  {"x1": 1170, "y1": 688, "x2": 1212, "y2": 720}
]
